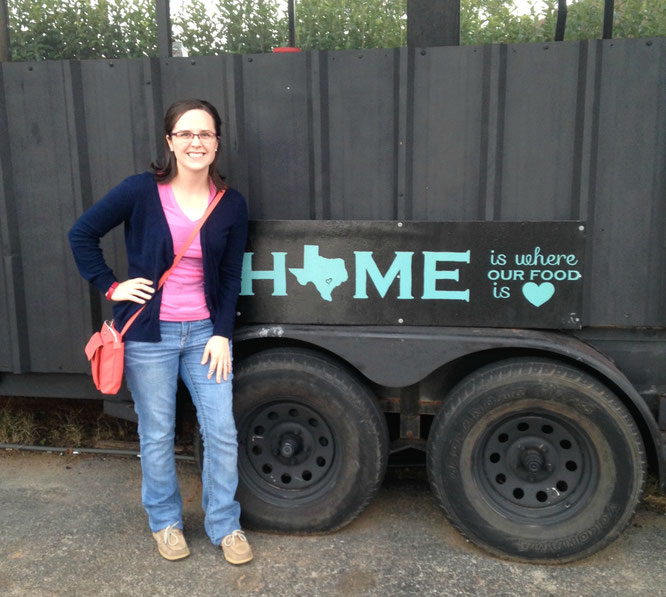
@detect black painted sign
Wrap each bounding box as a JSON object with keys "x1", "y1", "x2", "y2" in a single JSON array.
[{"x1": 236, "y1": 221, "x2": 586, "y2": 329}]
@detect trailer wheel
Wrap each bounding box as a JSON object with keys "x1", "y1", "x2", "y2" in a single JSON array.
[
  {"x1": 206, "y1": 347, "x2": 388, "y2": 532},
  {"x1": 426, "y1": 358, "x2": 646, "y2": 563}
]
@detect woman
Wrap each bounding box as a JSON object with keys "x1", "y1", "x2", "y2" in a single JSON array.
[{"x1": 69, "y1": 99, "x2": 251, "y2": 564}]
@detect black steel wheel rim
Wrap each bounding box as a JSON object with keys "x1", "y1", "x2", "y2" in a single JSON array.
[
  {"x1": 239, "y1": 400, "x2": 336, "y2": 498},
  {"x1": 473, "y1": 411, "x2": 599, "y2": 522}
]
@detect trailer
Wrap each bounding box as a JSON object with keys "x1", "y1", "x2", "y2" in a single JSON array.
[{"x1": 0, "y1": 37, "x2": 664, "y2": 563}]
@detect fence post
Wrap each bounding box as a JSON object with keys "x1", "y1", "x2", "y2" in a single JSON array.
[
  {"x1": 555, "y1": 0, "x2": 567, "y2": 41},
  {"x1": 156, "y1": 0, "x2": 172, "y2": 59},
  {"x1": 287, "y1": 0, "x2": 296, "y2": 47},
  {"x1": 0, "y1": 0, "x2": 10, "y2": 61},
  {"x1": 602, "y1": 0, "x2": 614, "y2": 39},
  {"x1": 407, "y1": 0, "x2": 460, "y2": 47}
]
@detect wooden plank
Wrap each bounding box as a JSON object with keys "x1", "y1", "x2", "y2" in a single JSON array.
[
  {"x1": 240, "y1": 52, "x2": 312, "y2": 218},
  {"x1": 499, "y1": 41, "x2": 582, "y2": 220},
  {"x1": 0, "y1": 64, "x2": 24, "y2": 371},
  {"x1": 589, "y1": 38, "x2": 665, "y2": 326},
  {"x1": 326, "y1": 49, "x2": 397, "y2": 219},
  {"x1": 410, "y1": 45, "x2": 485, "y2": 220},
  {"x1": 3, "y1": 61, "x2": 88, "y2": 372}
]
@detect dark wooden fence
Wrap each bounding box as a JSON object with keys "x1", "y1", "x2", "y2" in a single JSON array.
[{"x1": 0, "y1": 37, "x2": 664, "y2": 380}]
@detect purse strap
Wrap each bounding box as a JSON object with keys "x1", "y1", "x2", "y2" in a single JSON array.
[{"x1": 119, "y1": 188, "x2": 226, "y2": 337}]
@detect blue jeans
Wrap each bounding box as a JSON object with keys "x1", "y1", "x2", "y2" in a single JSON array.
[{"x1": 124, "y1": 319, "x2": 241, "y2": 545}]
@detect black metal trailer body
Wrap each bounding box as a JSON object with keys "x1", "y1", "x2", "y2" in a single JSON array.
[{"x1": 1, "y1": 38, "x2": 664, "y2": 562}]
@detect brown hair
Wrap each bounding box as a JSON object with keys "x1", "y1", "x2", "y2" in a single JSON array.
[{"x1": 151, "y1": 98, "x2": 227, "y2": 190}]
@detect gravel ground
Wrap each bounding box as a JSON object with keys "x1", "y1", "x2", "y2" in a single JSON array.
[{"x1": 1, "y1": 450, "x2": 665, "y2": 597}]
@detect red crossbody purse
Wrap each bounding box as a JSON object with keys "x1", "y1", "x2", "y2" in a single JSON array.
[{"x1": 84, "y1": 189, "x2": 226, "y2": 394}]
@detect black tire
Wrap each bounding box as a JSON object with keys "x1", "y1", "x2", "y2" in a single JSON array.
[
  {"x1": 220, "y1": 347, "x2": 388, "y2": 532},
  {"x1": 426, "y1": 358, "x2": 646, "y2": 563}
]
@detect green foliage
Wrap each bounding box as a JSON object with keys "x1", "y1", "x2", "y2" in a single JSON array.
[
  {"x1": 294, "y1": 0, "x2": 407, "y2": 51},
  {"x1": 461, "y1": 0, "x2": 552, "y2": 45},
  {"x1": 173, "y1": 0, "x2": 221, "y2": 55},
  {"x1": 6, "y1": 0, "x2": 666, "y2": 61},
  {"x1": 556, "y1": 0, "x2": 666, "y2": 40},
  {"x1": 216, "y1": 0, "x2": 285, "y2": 53},
  {"x1": 173, "y1": 0, "x2": 664, "y2": 55},
  {"x1": 174, "y1": 0, "x2": 286, "y2": 55},
  {"x1": 462, "y1": 0, "x2": 666, "y2": 45},
  {"x1": 7, "y1": 0, "x2": 157, "y2": 61}
]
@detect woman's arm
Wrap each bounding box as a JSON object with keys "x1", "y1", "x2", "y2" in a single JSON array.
[
  {"x1": 68, "y1": 180, "x2": 136, "y2": 294},
  {"x1": 202, "y1": 193, "x2": 249, "y2": 383},
  {"x1": 211, "y1": 194, "x2": 249, "y2": 339}
]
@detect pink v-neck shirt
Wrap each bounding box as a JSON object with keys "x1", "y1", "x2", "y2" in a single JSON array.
[{"x1": 157, "y1": 183, "x2": 214, "y2": 322}]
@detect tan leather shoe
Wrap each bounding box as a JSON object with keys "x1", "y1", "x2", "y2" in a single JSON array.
[
  {"x1": 152, "y1": 524, "x2": 190, "y2": 561},
  {"x1": 221, "y1": 530, "x2": 253, "y2": 564}
]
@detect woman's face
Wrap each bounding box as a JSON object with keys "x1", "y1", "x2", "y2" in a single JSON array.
[{"x1": 166, "y1": 109, "x2": 219, "y2": 177}]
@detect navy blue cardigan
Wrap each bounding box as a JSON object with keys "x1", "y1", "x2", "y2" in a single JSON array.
[{"x1": 68, "y1": 172, "x2": 248, "y2": 342}]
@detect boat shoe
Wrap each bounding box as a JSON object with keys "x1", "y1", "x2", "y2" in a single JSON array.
[
  {"x1": 152, "y1": 523, "x2": 190, "y2": 561},
  {"x1": 221, "y1": 530, "x2": 253, "y2": 564}
]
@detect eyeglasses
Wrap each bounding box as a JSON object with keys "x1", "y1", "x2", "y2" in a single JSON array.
[{"x1": 170, "y1": 131, "x2": 218, "y2": 142}]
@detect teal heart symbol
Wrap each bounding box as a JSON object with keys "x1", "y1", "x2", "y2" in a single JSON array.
[{"x1": 522, "y1": 282, "x2": 555, "y2": 307}]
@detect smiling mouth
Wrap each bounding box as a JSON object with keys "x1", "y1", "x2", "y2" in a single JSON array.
[{"x1": 187, "y1": 152, "x2": 206, "y2": 158}]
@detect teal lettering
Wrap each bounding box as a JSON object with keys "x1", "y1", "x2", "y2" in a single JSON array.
[
  {"x1": 240, "y1": 252, "x2": 288, "y2": 296},
  {"x1": 353, "y1": 252, "x2": 414, "y2": 299},
  {"x1": 422, "y1": 251, "x2": 470, "y2": 301}
]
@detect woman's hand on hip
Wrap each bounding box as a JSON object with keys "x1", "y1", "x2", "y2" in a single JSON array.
[
  {"x1": 201, "y1": 335, "x2": 231, "y2": 383},
  {"x1": 110, "y1": 278, "x2": 155, "y2": 303}
]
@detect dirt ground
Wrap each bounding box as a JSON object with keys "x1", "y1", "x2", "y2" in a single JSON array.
[{"x1": 1, "y1": 450, "x2": 665, "y2": 597}]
